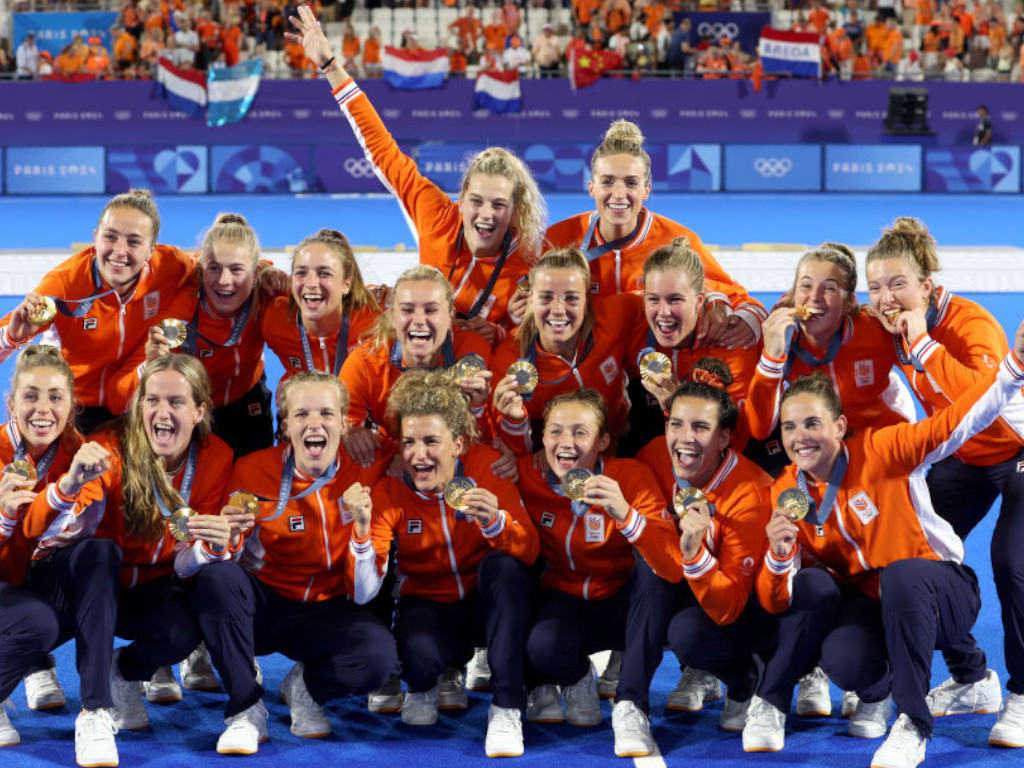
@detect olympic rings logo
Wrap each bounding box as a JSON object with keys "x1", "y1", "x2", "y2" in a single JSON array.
[
  {"x1": 343, "y1": 158, "x2": 376, "y2": 178},
  {"x1": 754, "y1": 158, "x2": 792, "y2": 177},
  {"x1": 696, "y1": 22, "x2": 740, "y2": 40}
]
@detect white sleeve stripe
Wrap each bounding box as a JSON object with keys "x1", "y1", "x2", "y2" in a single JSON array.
[
  {"x1": 765, "y1": 549, "x2": 795, "y2": 574},
  {"x1": 621, "y1": 509, "x2": 645, "y2": 542},
  {"x1": 333, "y1": 81, "x2": 361, "y2": 106},
  {"x1": 683, "y1": 548, "x2": 717, "y2": 579},
  {"x1": 46, "y1": 483, "x2": 76, "y2": 514},
  {"x1": 350, "y1": 537, "x2": 375, "y2": 556},
  {"x1": 501, "y1": 418, "x2": 530, "y2": 436},
  {"x1": 480, "y1": 509, "x2": 507, "y2": 538},
  {"x1": 756, "y1": 355, "x2": 785, "y2": 379}
]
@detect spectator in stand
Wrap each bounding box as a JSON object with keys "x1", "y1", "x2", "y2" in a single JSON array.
[
  {"x1": 173, "y1": 14, "x2": 200, "y2": 69},
  {"x1": 877, "y1": 0, "x2": 898, "y2": 22},
  {"x1": 565, "y1": 26, "x2": 588, "y2": 66},
  {"x1": 113, "y1": 26, "x2": 140, "y2": 75},
  {"x1": 865, "y1": 14, "x2": 888, "y2": 68},
  {"x1": 996, "y1": 41, "x2": 1014, "y2": 79},
  {"x1": 601, "y1": 0, "x2": 632, "y2": 37},
  {"x1": 913, "y1": 0, "x2": 936, "y2": 49},
  {"x1": 222, "y1": 16, "x2": 243, "y2": 67},
  {"x1": 499, "y1": 0, "x2": 521, "y2": 37},
  {"x1": 607, "y1": 25, "x2": 630, "y2": 60},
  {"x1": 574, "y1": 0, "x2": 602, "y2": 36},
  {"x1": 921, "y1": 25, "x2": 940, "y2": 73},
  {"x1": 667, "y1": 16, "x2": 694, "y2": 75},
  {"x1": 697, "y1": 44, "x2": 728, "y2": 79},
  {"x1": 502, "y1": 33, "x2": 531, "y2": 74},
  {"x1": 341, "y1": 22, "x2": 360, "y2": 75},
  {"x1": 284, "y1": 32, "x2": 314, "y2": 76},
  {"x1": 829, "y1": 24, "x2": 854, "y2": 79},
  {"x1": 120, "y1": 0, "x2": 144, "y2": 39},
  {"x1": 532, "y1": 23, "x2": 561, "y2": 77},
  {"x1": 896, "y1": 49, "x2": 925, "y2": 80},
  {"x1": 195, "y1": 8, "x2": 221, "y2": 70},
  {"x1": 807, "y1": 0, "x2": 830, "y2": 33},
  {"x1": 853, "y1": 40, "x2": 873, "y2": 79},
  {"x1": 363, "y1": 26, "x2": 382, "y2": 78},
  {"x1": 140, "y1": 26, "x2": 165, "y2": 73},
  {"x1": 1013, "y1": 2, "x2": 1024, "y2": 47},
  {"x1": 402, "y1": 29, "x2": 420, "y2": 52},
  {"x1": 84, "y1": 36, "x2": 112, "y2": 79},
  {"x1": 953, "y1": 1, "x2": 975, "y2": 39},
  {"x1": 943, "y1": 46, "x2": 967, "y2": 79},
  {"x1": 882, "y1": 16, "x2": 903, "y2": 76},
  {"x1": 15, "y1": 32, "x2": 38, "y2": 79},
  {"x1": 988, "y1": 19, "x2": 1007, "y2": 69},
  {"x1": 484, "y1": 11, "x2": 508, "y2": 57},
  {"x1": 948, "y1": 15, "x2": 966, "y2": 60},
  {"x1": 449, "y1": 37, "x2": 469, "y2": 77},
  {"x1": 450, "y1": 6, "x2": 483, "y2": 60},
  {"x1": 724, "y1": 39, "x2": 751, "y2": 78},
  {"x1": 843, "y1": 9, "x2": 864, "y2": 43},
  {"x1": 253, "y1": 0, "x2": 281, "y2": 51},
  {"x1": 144, "y1": 4, "x2": 165, "y2": 37}
]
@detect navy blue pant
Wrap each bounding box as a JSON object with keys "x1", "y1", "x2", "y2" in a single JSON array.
[
  {"x1": 526, "y1": 565, "x2": 635, "y2": 687},
  {"x1": 928, "y1": 449, "x2": 1024, "y2": 693},
  {"x1": 0, "y1": 582, "x2": 59, "y2": 702},
  {"x1": 212, "y1": 374, "x2": 274, "y2": 459},
  {"x1": 114, "y1": 575, "x2": 202, "y2": 682},
  {"x1": 192, "y1": 560, "x2": 398, "y2": 717},
  {"x1": 397, "y1": 551, "x2": 531, "y2": 710},
  {"x1": 758, "y1": 568, "x2": 892, "y2": 718},
  {"x1": 26, "y1": 538, "x2": 121, "y2": 709}
]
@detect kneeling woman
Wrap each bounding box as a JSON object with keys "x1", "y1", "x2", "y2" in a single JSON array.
[
  {"x1": 24, "y1": 354, "x2": 235, "y2": 737},
  {"x1": 751, "y1": 322, "x2": 1024, "y2": 768},
  {"x1": 516, "y1": 389, "x2": 679, "y2": 733},
  {"x1": 191, "y1": 371, "x2": 398, "y2": 754},
  {"x1": 345, "y1": 369, "x2": 538, "y2": 756}
]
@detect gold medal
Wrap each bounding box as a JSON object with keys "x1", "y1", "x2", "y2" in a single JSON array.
[
  {"x1": 168, "y1": 507, "x2": 197, "y2": 542},
  {"x1": 639, "y1": 351, "x2": 672, "y2": 382},
  {"x1": 516, "y1": 279, "x2": 531, "y2": 295},
  {"x1": 3, "y1": 460, "x2": 38, "y2": 487},
  {"x1": 228, "y1": 491, "x2": 259, "y2": 516},
  {"x1": 882, "y1": 307, "x2": 902, "y2": 322},
  {"x1": 792, "y1": 306, "x2": 821, "y2": 321},
  {"x1": 778, "y1": 488, "x2": 812, "y2": 522},
  {"x1": 561, "y1": 468, "x2": 593, "y2": 502},
  {"x1": 157, "y1": 318, "x2": 188, "y2": 349},
  {"x1": 443, "y1": 477, "x2": 476, "y2": 511},
  {"x1": 452, "y1": 354, "x2": 486, "y2": 381},
  {"x1": 29, "y1": 296, "x2": 57, "y2": 326},
  {"x1": 673, "y1": 486, "x2": 706, "y2": 517},
  {"x1": 507, "y1": 360, "x2": 539, "y2": 395}
]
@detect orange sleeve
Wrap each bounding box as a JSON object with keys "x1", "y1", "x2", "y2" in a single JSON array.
[
  {"x1": 914, "y1": 303, "x2": 1007, "y2": 398},
  {"x1": 339, "y1": 344, "x2": 378, "y2": 427},
  {"x1": 614, "y1": 462, "x2": 683, "y2": 583},
  {"x1": 475, "y1": 461, "x2": 540, "y2": 565},
  {"x1": 744, "y1": 349, "x2": 786, "y2": 440}
]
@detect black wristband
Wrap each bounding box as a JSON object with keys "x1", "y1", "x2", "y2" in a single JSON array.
[{"x1": 320, "y1": 56, "x2": 336, "y2": 72}]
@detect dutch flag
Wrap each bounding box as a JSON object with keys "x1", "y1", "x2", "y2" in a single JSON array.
[{"x1": 382, "y1": 46, "x2": 449, "y2": 90}]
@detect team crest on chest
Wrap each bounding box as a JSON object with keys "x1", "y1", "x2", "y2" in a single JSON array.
[
  {"x1": 848, "y1": 491, "x2": 879, "y2": 525},
  {"x1": 600, "y1": 356, "x2": 619, "y2": 385},
  {"x1": 584, "y1": 513, "x2": 605, "y2": 542},
  {"x1": 854, "y1": 359, "x2": 874, "y2": 387},
  {"x1": 143, "y1": 292, "x2": 160, "y2": 320},
  {"x1": 339, "y1": 500, "x2": 353, "y2": 525}
]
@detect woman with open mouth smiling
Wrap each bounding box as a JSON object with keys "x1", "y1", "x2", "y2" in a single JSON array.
[
  {"x1": 866, "y1": 217, "x2": 1024, "y2": 747},
  {"x1": 544, "y1": 120, "x2": 763, "y2": 350},
  {"x1": 22, "y1": 354, "x2": 235, "y2": 749},
  {"x1": 288, "y1": 5, "x2": 546, "y2": 346},
  {"x1": 344, "y1": 369, "x2": 537, "y2": 757},
  {"x1": 0, "y1": 190, "x2": 197, "y2": 436},
  {"x1": 515, "y1": 389, "x2": 679, "y2": 743},
  {"x1": 190, "y1": 371, "x2": 398, "y2": 755},
  {"x1": 746, "y1": 318, "x2": 1024, "y2": 768},
  {"x1": 0, "y1": 345, "x2": 119, "y2": 766}
]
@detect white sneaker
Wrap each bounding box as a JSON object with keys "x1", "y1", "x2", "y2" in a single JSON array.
[
  {"x1": 108, "y1": 649, "x2": 148, "y2": 731},
  {"x1": 796, "y1": 666, "x2": 832, "y2": 717},
  {"x1": 253, "y1": 658, "x2": 263, "y2": 687},
  {"x1": 525, "y1": 685, "x2": 563, "y2": 723},
  {"x1": 926, "y1": 669, "x2": 1002, "y2": 716},
  {"x1": 611, "y1": 700, "x2": 654, "y2": 757},
  {"x1": 841, "y1": 690, "x2": 860, "y2": 718},
  {"x1": 562, "y1": 665, "x2": 601, "y2": 727},
  {"x1": 742, "y1": 696, "x2": 785, "y2": 752},
  {"x1": 438, "y1": 667, "x2": 468, "y2": 710},
  {"x1": 849, "y1": 695, "x2": 892, "y2": 739},
  {"x1": 665, "y1": 668, "x2": 723, "y2": 712},
  {"x1": 280, "y1": 663, "x2": 331, "y2": 738},
  {"x1": 75, "y1": 708, "x2": 118, "y2": 767},
  {"x1": 143, "y1": 667, "x2": 182, "y2": 704},
  {"x1": 367, "y1": 676, "x2": 403, "y2": 714},
  {"x1": 989, "y1": 691, "x2": 1024, "y2": 748},
  {"x1": 597, "y1": 650, "x2": 622, "y2": 699},
  {"x1": 180, "y1": 643, "x2": 221, "y2": 692},
  {"x1": 485, "y1": 704, "x2": 525, "y2": 758},
  {"x1": 0, "y1": 699, "x2": 19, "y2": 748},
  {"x1": 401, "y1": 682, "x2": 440, "y2": 726},
  {"x1": 870, "y1": 713, "x2": 926, "y2": 768},
  {"x1": 719, "y1": 696, "x2": 752, "y2": 732},
  {"x1": 25, "y1": 667, "x2": 66, "y2": 710},
  {"x1": 466, "y1": 648, "x2": 492, "y2": 692},
  {"x1": 216, "y1": 700, "x2": 268, "y2": 755}
]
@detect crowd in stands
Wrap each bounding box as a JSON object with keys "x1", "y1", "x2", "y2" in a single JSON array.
[{"x1": 3, "y1": 0, "x2": 1024, "y2": 81}]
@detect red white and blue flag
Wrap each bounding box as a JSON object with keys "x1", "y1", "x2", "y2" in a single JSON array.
[
  {"x1": 382, "y1": 46, "x2": 449, "y2": 90},
  {"x1": 155, "y1": 57, "x2": 207, "y2": 119},
  {"x1": 155, "y1": 57, "x2": 263, "y2": 126},
  {"x1": 757, "y1": 27, "x2": 822, "y2": 78},
  {"x1": 473, "y1": 70, "x2": 521, "y2": 113}
]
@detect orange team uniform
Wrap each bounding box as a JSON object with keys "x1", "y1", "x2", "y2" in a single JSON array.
[
  {"x1": 637, "y1": 441, "x2": 772, "y2": 625},
  {"x1": 757, "y1": 350, "x2": 1024, "y2": 610},
  {"x1": 747, "y1": 311, "x2": 908, "y2": 441},
  {"x1": 895, "y1": 287, "x2": 1024, "y2": 465},
  {"x1": 331, "y1": 79, "x2": 533, "y2": 331},
  {"x1": 231, "y1": 443, "x2": 389, "y2": 603},
  {"x1": 0, "y1": 245, "x2": 195, "y2": 411},
  {"x1": 363, "y1": 36, "x2": 381, "y2": 67},
  {"x1": 106, "y1": 289, "x2": 269, "y2": 413},
  {"x1": 516, "y1": 454, "x2": 680, "y2": 600},
  {"x1": 260, "y1": 296, "x2": 380, "y2": 383},
  {"x1": 24, "y1": 430, "x2": 234, "y2": 589},
  {"x1": 349, "y1": 445, "x2": 539, "y2": 603},
  {"x1": 341, "y1": 35, "x2": 360, "y2": 60},
  {"x1": 543, "y1": 209, "x2": 765, "y2": 332},
  {"x1": 490, "y1": 294, "x2": 639, "y2": 453},
  {"x1": 574, "y1": 0, "x2": 602, "y2": 26},
  {"x1": 865, "y1": 21, "x2": 888, "y2": 58},
  {"x1": 340, "y1": 328, "x2": 492, "y2": 437},
  {"x1": 0, "y1": 423, "x2": 77, "y2": 585},
  {"x1": 483, "y1": 22, "x2": 509, "y2": 52}
]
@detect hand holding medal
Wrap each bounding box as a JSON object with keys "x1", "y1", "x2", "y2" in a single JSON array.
[
  {"x1": 675, "y1": 486, "x2": 713, "y2": 561},
  {"x1": 342, "y1": 482, "x2": 373, "y2": 539}
]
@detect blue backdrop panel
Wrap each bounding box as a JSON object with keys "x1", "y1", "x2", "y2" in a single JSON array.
[
  {"x1": 107, "y1": 145, "x2": 209, "y2": 194},
  {"x1": 725, "y1": 144, "x2": 821, "y2": 191},
  {"x1": 210, "y1": 145, "x2": 311, "y2": 193},
  {"x1": 825, "y1": 145, "x2": 922, "y2": 191},
  {"x1": 5, "y1": 146, "x2": 105, "y2": 194},
  {"x1": 13, "y1": 11, "x2": 119, "y2": 56},
  {"x1": 924, "y1": 146, "x2": 1021, "y2": 193},
  {"x1": 667, "y1": 145, "x2": 722, "y2": 192}
]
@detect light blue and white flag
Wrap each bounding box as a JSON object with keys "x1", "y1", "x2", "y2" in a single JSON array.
[{"x1": 207, "y1": 58, "x2": 264, "y2": 127}]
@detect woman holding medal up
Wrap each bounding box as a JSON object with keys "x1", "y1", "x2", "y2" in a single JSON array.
[
  {"x1": 190, "y1": 371, "x2": 398, "y2": 755},
  {"x1": 344, "y1": 369, "x2": 538, "y2": 756},
  {"x1": 22, "y1": 354, "x2": 235, "y2": 738},
  {"x1": 288, "y1": 4, "x2": 547, "y2": 344},
  {"x1": 866, "y1": 217, "x2": 1024, "y2": 746},
  {"x1": 543, "y1": 120, "x2": 764, "y2": 349},
  {"x1": 0, "y1": 190, "x2": 196, "y2": 435},
  {"x1": 515, "y1": 388, "x2": 679, "y2": 735},
  {"x1": 0, "y1": 345, "x2": 118, "y2": 766},
  {"x1": 748, "y1": 320, "x2": 1024, "y2": 768}
]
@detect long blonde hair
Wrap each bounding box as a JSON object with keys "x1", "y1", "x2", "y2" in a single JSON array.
[
  {"x1": 516, "y1": 248, "x2": 596, "y2": 356},
  {"x1": 120, "y1": 355, "x2": 213, "y2": 542},
  {"x1": 369, "y1": 265, "x2": 454, "y2": 353}
]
